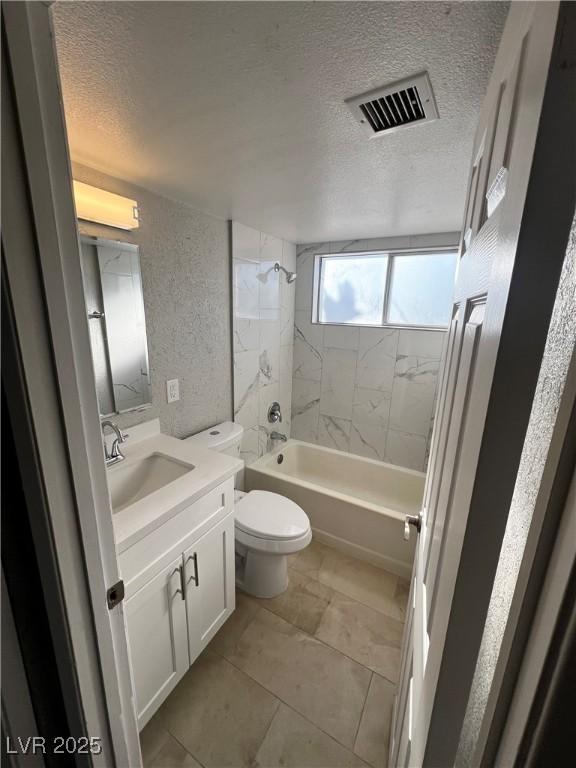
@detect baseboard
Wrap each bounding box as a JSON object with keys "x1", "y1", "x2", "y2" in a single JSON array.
[{"x1": 312, "y1": 527, "x2": 413, "y2": 580}]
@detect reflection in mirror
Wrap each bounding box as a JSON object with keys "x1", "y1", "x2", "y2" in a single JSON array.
[{"x1": 80, "y1": 236, "x2": 151, "y2": 415}]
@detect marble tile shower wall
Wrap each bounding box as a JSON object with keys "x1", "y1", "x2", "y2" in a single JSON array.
[
  {"x1": 291, "y1": 236, "x2": 458, "y2": 472},
  {"x1": 232, "y1": 221, "x2": 296, "y2": 467}
]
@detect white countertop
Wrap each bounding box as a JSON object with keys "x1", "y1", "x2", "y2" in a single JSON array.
[{"x1": 110, "y1": 428, "x2": 242, "y2": 553}]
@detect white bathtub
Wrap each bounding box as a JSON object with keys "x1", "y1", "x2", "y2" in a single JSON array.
[{"x1": 245, "y1": 440, "x2": 423, "y2": 579}]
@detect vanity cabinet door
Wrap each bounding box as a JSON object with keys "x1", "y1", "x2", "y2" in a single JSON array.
[
  {"x1": 124, "y1": 556, "x2": 189, "y2": 729},
  {"x1": 184, "y1": 512, "x2": 235, "y2": 663}
]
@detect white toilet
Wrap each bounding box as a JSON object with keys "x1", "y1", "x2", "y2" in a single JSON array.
[{"x1": 185, "y1": 422, "x2": 311, "y2": 598}]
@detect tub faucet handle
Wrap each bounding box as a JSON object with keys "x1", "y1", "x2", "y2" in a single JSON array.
[
  {"x1": 404, "y1": 514, "x2": 422, "y2": 541},
  {"x1": 267, "y1": 401, "x2": 282, "y2": 423}
]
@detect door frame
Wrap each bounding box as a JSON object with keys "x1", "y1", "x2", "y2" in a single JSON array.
[
  {"x1": 497, "y1": 457, "x2": 576, "y2": 765},
  {"x1": 2, "y1": 2, "x2": 140, "y2": 765},
  {"x1": 471, "y1": 215, "x2": 576, "y2": 765},
  {"x1": 1, "y1": 569, "x2": 44, "y2": 768},
  {"x1": 391, "y1": 2, "x2": 576, "y2": 764},
  {"x1": 453, "y1": 6, "x2": 576, "y2": 763},
  {"x1": 425, "y1": 2, "x2": 576, "y2": 762}
]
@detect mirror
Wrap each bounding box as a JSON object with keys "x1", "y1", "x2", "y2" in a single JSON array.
[{"x1": 80, "y1": 236, "x2": 151, "y2": 415}]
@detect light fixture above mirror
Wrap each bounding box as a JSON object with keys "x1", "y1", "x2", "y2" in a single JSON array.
[{"x1": 73, "y1": 180, "x2": 139, "y2": 230}]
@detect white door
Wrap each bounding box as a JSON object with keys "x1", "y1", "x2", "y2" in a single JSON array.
[
  {"x1": 3, "y1": 4, "x2": 141, "y2": 763},
  {"x1": 184, "y1": 514, "x2": 236, "y2": 662},
  {"x1": 124, "y1": 556, "x2": 189, "y2": 729},
  {"x1": 390, "y1": 3, "x2": 562, "y2": 765}
]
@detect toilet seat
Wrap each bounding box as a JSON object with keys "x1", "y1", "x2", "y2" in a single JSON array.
[
  {"x1": 235, "y1": 490, "x2": 310, "y2": 541},
  {"x1": 235, "y1": 524, "x2": 312, "y2": 555}
]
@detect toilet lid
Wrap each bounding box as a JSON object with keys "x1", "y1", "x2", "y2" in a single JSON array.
[{"x1": 235, "y1": 491, "x2": 310, "y2": 540}]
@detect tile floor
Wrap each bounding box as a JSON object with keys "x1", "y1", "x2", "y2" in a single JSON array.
[{"x1": 141, "y1": 540, "x2": 410, "y2": 768}]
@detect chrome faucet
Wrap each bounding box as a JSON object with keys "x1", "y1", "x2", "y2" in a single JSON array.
[
  {"x1": 101, "y1": 420, "x2": 129, "y2": 466},
  {"x1": 270, "y1": 431, "x2": 287, "y2": 443}
]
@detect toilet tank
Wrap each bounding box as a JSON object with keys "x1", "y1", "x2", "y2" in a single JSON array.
[{"x1": 185, "y1": 421, "x2": 244, "y2": 457}]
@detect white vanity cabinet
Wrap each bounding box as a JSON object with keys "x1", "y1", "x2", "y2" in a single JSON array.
[
  {"x1": 184, "y1": 514, "x2": 235, "y2": 662},
  {"x1": 119, "y1": 478, "x2": 235, "y2": 729},
  {"x1": 123, "y1": 556, "x2": 189, "y2": 727}
]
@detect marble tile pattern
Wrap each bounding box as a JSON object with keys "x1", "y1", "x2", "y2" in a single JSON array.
[
  {"x1": 291, "y1": 235, "x2": 457, "y2": 471},
  {"x1": 232, "y1": 222, "x2": 296, "y2": 465},
  {"x1": 142, "y1": 539, "x2": 411, "y2": 768}
]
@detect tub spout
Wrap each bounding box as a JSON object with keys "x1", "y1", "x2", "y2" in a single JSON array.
[{"x1": 270, "y1": 431, "x2": 288, "y2": 442}]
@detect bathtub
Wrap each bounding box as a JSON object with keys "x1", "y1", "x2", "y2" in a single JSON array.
[{"x1": 245, "y1": 440, "x2": 424, "y2": 579}]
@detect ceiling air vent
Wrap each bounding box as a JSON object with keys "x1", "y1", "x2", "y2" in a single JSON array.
[{"x1": 346, "y1": 71, "x2": 439, "y2": 137}]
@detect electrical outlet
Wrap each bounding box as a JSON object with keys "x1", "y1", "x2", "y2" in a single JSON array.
[{"x1": 166, "y1": 379, "x2": 180, "y2": 403}]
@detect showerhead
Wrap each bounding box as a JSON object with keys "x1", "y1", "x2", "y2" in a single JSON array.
[{"x1": 274, "y1": 262, "x2": 297, "y2": 284}]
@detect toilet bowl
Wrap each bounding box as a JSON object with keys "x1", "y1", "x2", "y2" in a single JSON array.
[
  {"x1": 234, "y1": 489, "x2": 311, "y2": 598},
  {"x1": 184, "y1": 421, "x2": 311, "y2": 598}
]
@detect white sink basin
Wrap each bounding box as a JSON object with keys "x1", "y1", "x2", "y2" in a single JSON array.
[{"x1": 108, "y1": 453, "x2": 195, "y2": 512}]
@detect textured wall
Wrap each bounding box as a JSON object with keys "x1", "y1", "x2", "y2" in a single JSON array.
[
  {"x1": 291, "y1": 234, "x2": 459, "y2": 471},
  {"x1": 232, "y1": 221, "x2": 296, "y2": 466},
  {"x1": 74, "y1": 163, "x2": 232, "y2": 438}
]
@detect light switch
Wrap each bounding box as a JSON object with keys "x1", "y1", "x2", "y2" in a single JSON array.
[{"x1": 166, "y1": 379, "x2": 180, "y2": 403}]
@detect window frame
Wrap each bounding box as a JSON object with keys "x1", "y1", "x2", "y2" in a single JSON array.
[{"x1": 312, "y1": 246, "x2": 459, "y2": 331}]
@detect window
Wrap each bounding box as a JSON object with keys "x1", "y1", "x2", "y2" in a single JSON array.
[
  {"x1": 318, "y1": 253, "x2": 389, "y2": 325},
  {"x1": 314, "y1": 250, "x2": 457, "y2": 329}
]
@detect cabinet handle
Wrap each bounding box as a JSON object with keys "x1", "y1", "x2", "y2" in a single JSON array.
[
  {"x1": 185, "y1": 553, "x2": 199, "y2": 588},
  {"x1": 179, "y1": 563, "x2": 186, "y2": 598},
  {"x1": 170, "y1": 565, "x2": 185, "y2": 601}
]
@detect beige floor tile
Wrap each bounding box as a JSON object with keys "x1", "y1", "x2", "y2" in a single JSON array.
[
  {"x1": 158, "y1": 649, "x2": 280, "y2": 767},
  {"x1": 289, "y1": 539, "x2": 334, "y2": 579},
  {"x1": 255, "y1": 569, "x2": 333, "y2": 634},
  {"x1": 209, "y1": 590, "x2": 259, "y2": 657},
  {"x1": 140, "y1": 713, "x2": 171, "y2": 766},
  {"x1": 315, "y1": 593, "x2": 403, "y2": 683},
  {"x1": 354, "y1": 675, "x2": 396, "y2": 768},
  {"x1": 255, "y1": 704, "x2": 368, "y2": 767},
  {"x1": 147, "y1": 733, "x2": 202, "y2": 768},
  {"x1": 318, "y1": 551, "x2": 404, "y2": 620},
  {"x1": 226, "y1": 607, "x2": 371, "y2": 749},
  {"x1": 394, "y1": 579, "x2": 410, "y2": 611}
]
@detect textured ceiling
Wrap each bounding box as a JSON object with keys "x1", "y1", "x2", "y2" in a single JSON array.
[{"x1": 52, "y1": 1, "x2": 508, "y2": 242}]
